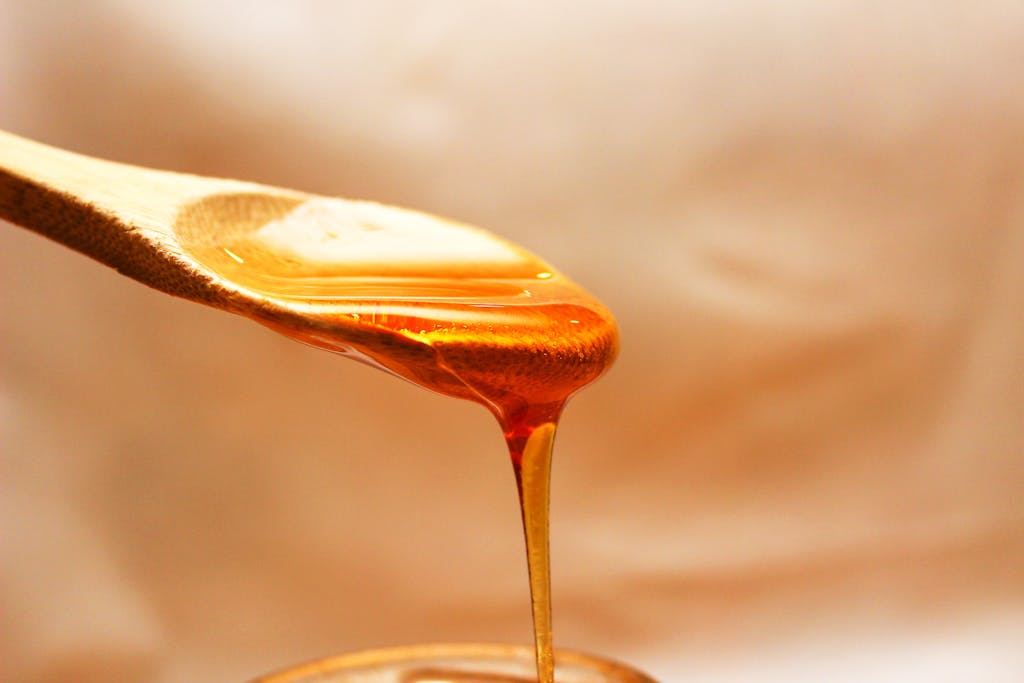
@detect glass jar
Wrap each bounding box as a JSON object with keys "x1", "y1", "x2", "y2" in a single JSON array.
[{"x1": 249, "y1": 643, "x2": 657, "y2": 683}]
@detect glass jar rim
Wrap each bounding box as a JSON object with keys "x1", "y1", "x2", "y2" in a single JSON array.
[{"x1": 248, "y1": 643, "x2": 657, "y2": 683}]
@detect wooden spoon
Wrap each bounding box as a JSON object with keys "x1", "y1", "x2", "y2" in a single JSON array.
[{"x1": 0, "y1": 129, "x2": 617, "y2": 411}]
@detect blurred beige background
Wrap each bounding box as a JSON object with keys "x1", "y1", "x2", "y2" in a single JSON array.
[{"x1": 2, "y1": 2, "x2": 1023, "y2": 682}]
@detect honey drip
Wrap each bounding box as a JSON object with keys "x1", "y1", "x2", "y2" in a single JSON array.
[{"x1": 175, "y1": 194, "x2": 619, "y2": 683}]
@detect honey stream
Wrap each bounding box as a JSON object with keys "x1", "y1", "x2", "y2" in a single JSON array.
[{"x1": 175, "y1": 195, "x2": 619, "y2": 683}]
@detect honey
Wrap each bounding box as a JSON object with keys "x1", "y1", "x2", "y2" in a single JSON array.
[{"x1": 175, "y1": 193, "x2": 619, "y2": 683}]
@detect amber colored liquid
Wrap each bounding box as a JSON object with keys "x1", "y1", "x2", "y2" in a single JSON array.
[{"x1": 175, "y1": 194, "x2": 619, "y2": 683}]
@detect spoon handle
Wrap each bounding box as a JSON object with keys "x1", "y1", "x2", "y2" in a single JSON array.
[{"x1": 0, "y1": 130, "x2": 237, "y2": 304}]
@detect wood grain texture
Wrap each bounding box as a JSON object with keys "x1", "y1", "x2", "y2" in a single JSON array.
[
  {"x1": 0, "y1": 129, "x2": 267, "y2": 307},
  {"x1": 0, "y1": 130, "x2": 370, "y2": 338}
]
